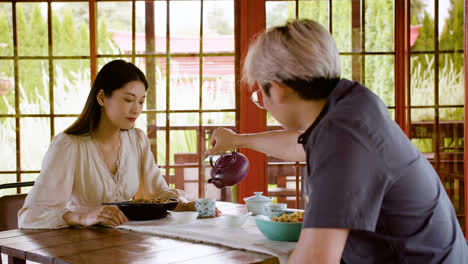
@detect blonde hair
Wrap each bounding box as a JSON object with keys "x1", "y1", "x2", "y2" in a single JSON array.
[{"x1": 243, "y1": 19, "x2": 341, "y2": 97}]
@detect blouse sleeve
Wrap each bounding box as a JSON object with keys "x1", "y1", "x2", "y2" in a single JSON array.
[
  {"x1": 18, "y1": 133, "x2": 75, "y2": 229},
  {"x1": 134, "y1": 129, "x2": 186, "y2": 200}
]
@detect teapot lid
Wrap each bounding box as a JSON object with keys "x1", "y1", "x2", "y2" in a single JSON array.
[{"x1": 243, "y1": 192, "x2": 272, "y2": 202}]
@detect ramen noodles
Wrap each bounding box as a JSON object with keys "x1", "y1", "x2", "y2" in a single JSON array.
[
  {"x1": 271, "y1": 211, "x2": 304, "y2": 222},
  {"x1": 130, "y1": 198, "x2": 174, "y2": 204}
]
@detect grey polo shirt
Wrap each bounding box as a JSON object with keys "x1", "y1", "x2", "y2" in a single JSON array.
[{"x1": 298, "y1": 79, "x2": 468, "y2": 263}]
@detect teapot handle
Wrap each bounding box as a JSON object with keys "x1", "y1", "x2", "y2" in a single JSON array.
[{"x1": 209, "y1": 155, "x2": 215, "y2": 168}]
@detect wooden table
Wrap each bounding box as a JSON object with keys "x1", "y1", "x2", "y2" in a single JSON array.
[{"x1": 0, "y1": 202, "x2": 280, "y2": 264}]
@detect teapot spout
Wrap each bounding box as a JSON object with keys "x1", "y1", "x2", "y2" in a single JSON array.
[{"x1": 208, "y1": 178, "x2": 225, "y2": 189}]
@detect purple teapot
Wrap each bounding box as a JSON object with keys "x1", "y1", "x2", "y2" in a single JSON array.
[{"x1": 208, "y1": 152, "x2": 250, "y2": 189}]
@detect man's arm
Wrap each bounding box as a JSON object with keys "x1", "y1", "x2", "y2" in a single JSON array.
[
  {"x1": 205, "y1": 128, "x2": 306, "y2": 162},
  {"x1": 288, "y1": 228, "x2": 349, "y2": 264}
]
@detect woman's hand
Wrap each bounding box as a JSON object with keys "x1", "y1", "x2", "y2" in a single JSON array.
[
  {"x1": 174, "y1": 201, "x2": 197, "y2": 212},
  {"x1": 63, "y1": 205, "x2": 128, "y2": 227},
  {"x1": 204, "y1": 128, "x2": 241, "y2": 157}
]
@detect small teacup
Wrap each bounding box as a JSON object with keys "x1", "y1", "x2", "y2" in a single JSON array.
[
  {"x1": 265, "y1": 203, "x2": 288, "y2": 216},
  {"x1": 195, "y1": 198, "x2": 216, "y2": 218}
]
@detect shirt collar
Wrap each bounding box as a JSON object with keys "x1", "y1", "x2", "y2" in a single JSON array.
[{"x1": 297, "y1": 78, "x2": 353, "y2": 145}]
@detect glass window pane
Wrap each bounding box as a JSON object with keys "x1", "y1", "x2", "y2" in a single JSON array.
[
  {"x1": 439, "y1": 0, "x2": 462, "y2": 51},
  {"x1": 142, "y1": 57, "x2": 168, "y2": 111},
  {"x1": 97, "y1": 2, "x2": 132, "y2": 55},
  {"x1": 0, "y1": 60, "x2": 14, "y2": 114},
  {"x1": 0, "y1": 3, "x2": 13, "y2": 56},
  {"x1": 340, "y1": 55, "x2": 352, "y2": 80},
  {"x1": 170, "y1": 57, "x2": 200, "y2": 110},
  {"x1": 19, "y1": 60, "x2": 50, "y2": 114},
  {"x1": 410, "y1": 54, "x2": 434, "y2": 106},
  {"x1": 21, "y1": 173, "x2": 38, "y2": 193},
  {"x1": 411, "y1": 107, "x2": 435, "y2": 123},
  {"x1": 0, "y1": 174, "x2": 17, "y2": 196},
  {"x1": 298, "y1": 0, "x2": 328, "y2": 30},
  {"x1": 0, "y1": 118, "x2": 16, "y2": 171},
  {"x1": 170, "y1": 129, "x2": 197, "y2": 164},
  {"x1": 52, "y1": 2, "x2": 90, "y2": 56},
  {"x1": 365, "y1": 55, "x2": 394, "y2": 107},
  {"x1": 54, "y1": 59, "x2": 90, "y2": 114},
  {"x1": 135, "y1": 1, "x2": 167, "y2": 54},
  {"x1": 440, "y1": 107, "x2": 464, "y2": 122},
  {"x1": 332, "y1": 0, "x2": 352, "y2": 52},
  {"x1": 266, "y1": 1, "x2": 295, "y2": 29},
  {"x1": 410, "y1": 108, "x2": 435, "y2": 153},
  {"x1": 21, "y1": 117, "x2": 50, "y2": 170},
  {"x1": 365, "y1": 0, "x2": 393, "y2": 52},
  {"x1": 17, "y1": 3, "x2": 48, "y2": 56},
  {"x1": 203, "y1": 0, "x2": 234, "y2": 54},
  {"x1": 267, "y1": 112, "x2": 280, "y2": 126},
  {"x1": 202, "y1": 112, "x2": 234, "y2": 126},
  {"x1": 170, "y1": 113, "x2": 198, "y2": 127},
  {"x1": 54, "y1": 117, "x2": 77, "y2": 135},
  {"x1": 439, "y1": 53, "x2": 464, "y2": 106},
  {"x1": 202, "y1": 56, "x2": 234, "y2": 110},
  {"x1": 134, "y1": 112, "x2": 147, "y2": 132},
  {"x1": 388, "y1": 109, "x2": 395, "y2": 121},
  {"x1": 410, "y1": 0, "x2": 434, "y2": 52},
  {"x1": 170, "y1": 1, "x2": 200, "y2": 54},
  {"x1": 145, "y1": 113, "x2": 166, "y2": 165}
]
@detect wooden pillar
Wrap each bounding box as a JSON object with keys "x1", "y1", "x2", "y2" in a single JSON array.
[
  {"x1": 394, "y1": 0, "x2": 410, "y2": 135},
  {"x1": 351, "y1": 0, "x2": 362, "y2": 83},
  {"x1": 238, "y1": 0, "x2": 267, "y2": 202},
  {"x1": 464, "y1": 0, "x2": 468, "y2": 238},
  {"x1": 89, "y1": 0, "x2": 97, "y2": 82}
]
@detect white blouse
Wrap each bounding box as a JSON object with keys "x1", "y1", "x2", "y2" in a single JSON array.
[{"x1": 18, "y1": 128, "x2": 183, "y2": 229}]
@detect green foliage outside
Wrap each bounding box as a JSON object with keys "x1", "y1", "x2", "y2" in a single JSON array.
[{"x1": 0, "y1": 4, "x2": 119, "y2": 115}]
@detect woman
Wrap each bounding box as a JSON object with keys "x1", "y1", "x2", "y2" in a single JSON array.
[{"x1": 18, "y1": 60, "x2": 195, "y2": 229}]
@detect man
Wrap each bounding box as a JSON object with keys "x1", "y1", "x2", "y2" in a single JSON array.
[{"x1": 205, "y1": 19, "x2": 468, "y2": 263}]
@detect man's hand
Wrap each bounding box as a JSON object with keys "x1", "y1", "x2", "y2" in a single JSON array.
[{"x1": 204, "y1": 128, "x2": 241, "y2": 157}]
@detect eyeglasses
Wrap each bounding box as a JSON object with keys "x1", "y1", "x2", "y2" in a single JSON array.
[
  {"x1": 251, "y1": 83, "x2": 270, "y2": 109},
  {"x1": 250, "y1": 88, "x2": 264, "y2": 109}
]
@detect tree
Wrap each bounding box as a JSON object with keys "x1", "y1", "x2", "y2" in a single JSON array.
[
  {"x1": 206, "y1": 7, "x2": 233, "y2": 35},
  {"x1": 29, "y1": 5, "x2": 47, "y2": 55},
  {"x1": 16, "y1": 4, "x2": 28, "y2": 56},
  {"x1": 52, "y1": 13, "x2": 62, "y2": 55},
  {"x1": 0, "y1": 10, "x2": 12, "y2": 74},
  {"x1": 60, "y1": 7, "x2": 79, "y2": 79},
  {"x1": 439, "y1": 0, "x2": 463, "y2": 71}
]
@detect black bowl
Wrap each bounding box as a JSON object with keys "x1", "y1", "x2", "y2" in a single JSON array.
[{"x1": 102, "y1": 198, "x2": 178, "y2": 221}]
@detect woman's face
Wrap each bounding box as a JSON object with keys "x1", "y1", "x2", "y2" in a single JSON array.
[{"x1": 100, "y1": 80, "x2": 146, "y2": 130}]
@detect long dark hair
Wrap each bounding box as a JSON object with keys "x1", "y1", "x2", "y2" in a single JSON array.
[{"x1": 64, "y1": 60, "x2": 148, "y2": 136}]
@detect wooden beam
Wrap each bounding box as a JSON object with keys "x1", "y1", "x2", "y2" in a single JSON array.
[
  {"x1": 238, "y1": 0, "x2": 267, "y2": 202},
  {"x1": 394, "y1": 0, "x2": 410, "y2": 135},
  {"x1": 89, "y1": 0, "x2": 97, "y2": 82},
  {"x1": 464, "y1": 0, "x2": 468, "y2": 238}
]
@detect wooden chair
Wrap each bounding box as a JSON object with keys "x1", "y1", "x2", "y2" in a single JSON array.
[{"x1": 0, "y1": 181, "x2": 34, "y2": 231}]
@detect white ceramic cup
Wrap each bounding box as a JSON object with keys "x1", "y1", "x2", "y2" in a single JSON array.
[{"x1": 195, "y1": 198, "x2": 216, "y2": 217}]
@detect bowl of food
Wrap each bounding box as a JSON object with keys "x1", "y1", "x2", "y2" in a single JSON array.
[
  {"x1": 102, "y1": 198, "x2": 178, "y2": 221},
  {"x1": 167, "y1": 211, "x2": 199, "y2": 224},
  {"x1": 255, "y1": 211, "x2": 304, "y2": 242},
  {"x1": 220, "y1": 212, "x2": 252, "y2": 228}
]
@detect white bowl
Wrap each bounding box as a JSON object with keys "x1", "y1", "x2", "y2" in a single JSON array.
[
  {"x1": 220, "y1": 212, "x2": 252, "y2": 228},
  {"x1": 167, "y1": 211, "x2": 199, "y2": 224}
]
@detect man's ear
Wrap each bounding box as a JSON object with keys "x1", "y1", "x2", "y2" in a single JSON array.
[
  {"x1": 96, "y1": 90, "x2": 105, "y2": 106},
  {"x1": 270, "y1": 81, "x2": 288, "y2": 104}
]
